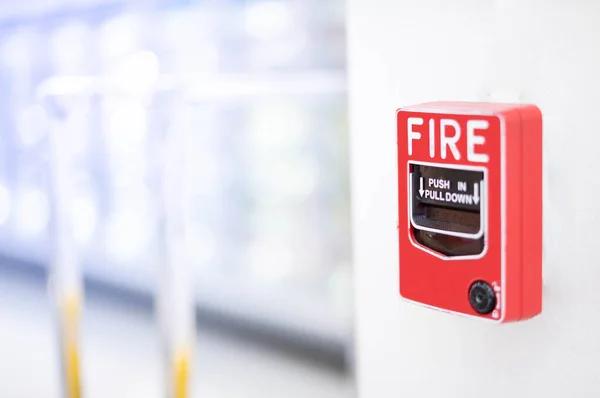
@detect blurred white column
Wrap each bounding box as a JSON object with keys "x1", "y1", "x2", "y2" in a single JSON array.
[
  {"x1": 47, "y1": 99, "x2": 83, "y2": 398},
  {"x1": 160, "y1": 99, "x2": 195, "y2": 398}
]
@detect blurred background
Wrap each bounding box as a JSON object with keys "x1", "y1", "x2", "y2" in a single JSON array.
[{"x1": 0, "y1": 0, "x2": 353, "y2": 397}]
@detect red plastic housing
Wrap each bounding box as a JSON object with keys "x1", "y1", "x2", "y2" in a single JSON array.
[{"x1": 397, "y1": 101, "x2": 542, "y2": 323}]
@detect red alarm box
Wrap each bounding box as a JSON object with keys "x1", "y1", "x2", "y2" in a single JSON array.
[{"x1": 397, "y1": 101, "x2": 542, "y2": 323}]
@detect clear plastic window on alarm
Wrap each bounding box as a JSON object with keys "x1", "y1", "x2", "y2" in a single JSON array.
[{"x1": 409, "y1": 163, "x2": 485, "y2": 257}]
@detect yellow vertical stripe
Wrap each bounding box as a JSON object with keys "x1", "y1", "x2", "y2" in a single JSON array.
[
  {"x1": 62, "y1": 294, "x2": 82, "y2": 398},
  {"x1": 64, "y1": 338, "x2": 81, "y2": 398},
  {"x1": 173, "y1": 349, "x2": 191, "y2": 398}
]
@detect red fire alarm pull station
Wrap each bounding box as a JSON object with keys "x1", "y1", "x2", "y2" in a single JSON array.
[{"x1": 397, "y1": 102, "x2": 543, "y2": 323}]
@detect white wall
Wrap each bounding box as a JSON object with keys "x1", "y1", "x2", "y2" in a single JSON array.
[{"x1": 348, "y1": 1, "x2": 600, "y2": 397}]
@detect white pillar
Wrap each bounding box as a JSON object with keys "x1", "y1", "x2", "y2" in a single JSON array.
[{"x1": 348, "y1": 0, "x2": 600, "y2": 397}]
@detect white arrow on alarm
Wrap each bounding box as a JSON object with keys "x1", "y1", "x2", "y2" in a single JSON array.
[
  {"x1": 419, "y1": 177, "x2": 424, "y2": 196},
  {"x1": 473, "y1": 181, "x2": 480, "y2": 205}
]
